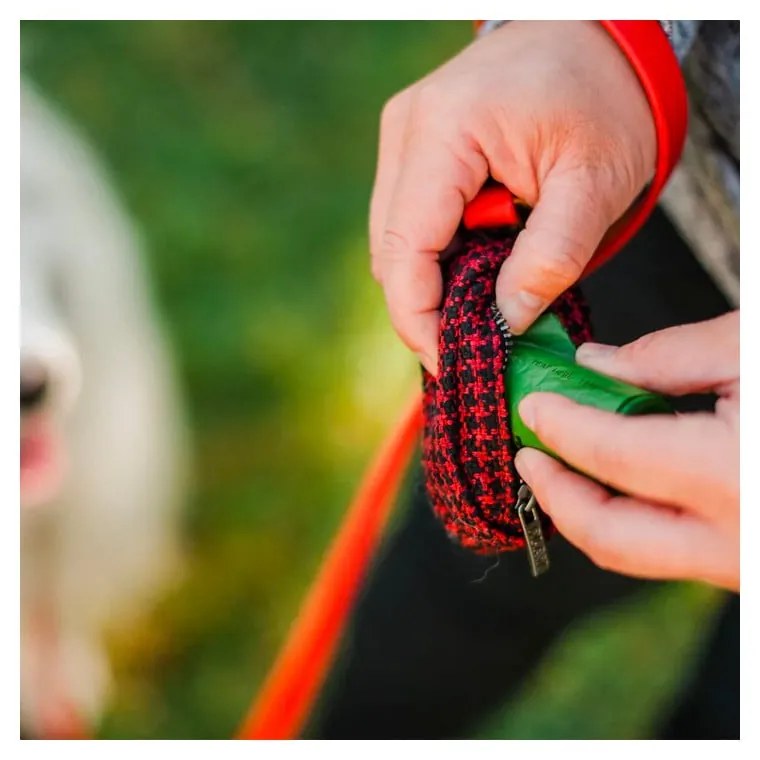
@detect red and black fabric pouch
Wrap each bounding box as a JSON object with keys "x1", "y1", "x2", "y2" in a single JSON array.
[{"x1": 421, "y1": 228, "x2": 592, "y2": 556}]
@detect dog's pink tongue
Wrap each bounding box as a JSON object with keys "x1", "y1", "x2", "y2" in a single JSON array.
[{"x1": 21, "y1": 420, "x2": 65, "y2": 508}]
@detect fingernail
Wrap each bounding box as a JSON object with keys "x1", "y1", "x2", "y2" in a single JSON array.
[
  {"x1": 498, "y1": 291, "x2": 546, "y2": 335},
  {"x1": 514, "y1": 448, "x2": 532, "y2": 480},
  {"x1": 575, "y1": 342, "x2": 617, "y2": 368}
]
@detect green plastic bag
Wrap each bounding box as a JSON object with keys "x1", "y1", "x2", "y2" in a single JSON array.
[{"x1": 506, "y1": 313, "x2": 672, "y2": 460}]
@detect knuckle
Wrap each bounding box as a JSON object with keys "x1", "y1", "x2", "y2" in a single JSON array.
[
  {"x1": 379, "y1": 229, "x2": 411, "y2": 263},
  {"x1": 412, "y1": 81, "x2": 447, "y2": 113},
  {"x1": 406, "y1": 80, "x2": 480, "y2": 146},
  {"x1": 380, "y1": 91, "x2": 409, "y2": 128},
  {"x1": 408, "y1": 82, "x2": 458, "y2": 131},
  {"x1": 617, "y1": 331, "x2": 661, "y2": 370},
  {"x1": 524, "y1": 232, "x2": 588, "y2": 291}
]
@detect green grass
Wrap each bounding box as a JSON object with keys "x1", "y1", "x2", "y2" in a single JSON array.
[
  {"x1": 476, "y1": 582, "x2": 722, "y2": 739},
  {"x1": 21, "y1": 21, "x2": 727, "y2": 739}
]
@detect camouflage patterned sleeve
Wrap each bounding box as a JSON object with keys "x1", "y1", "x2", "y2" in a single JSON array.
[
  {"x1": 479, "y1": 20, "x2": 701, "y2": 67},
  {"x1": 659, "y1": 21, "x2": 701, "y2": 62}
]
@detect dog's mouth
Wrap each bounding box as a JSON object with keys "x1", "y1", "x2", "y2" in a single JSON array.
[{"x1": 21, "y1": 415, "x2": 65, "y2": 509}]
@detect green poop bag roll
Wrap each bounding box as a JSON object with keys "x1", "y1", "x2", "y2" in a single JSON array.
[{"x1": 504, "y1": 311, "x2": 672, "y2": 460}]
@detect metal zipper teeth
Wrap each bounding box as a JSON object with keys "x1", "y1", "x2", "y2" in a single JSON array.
[
  {"x1": 489, "y1": 301, "x2": 517, "y2": 498},
  {"x1": 490, "y1": 302, "x2": 514, "y2": 354},
  {"x1": 489, "y1": 301, "x2": 550, "y2": 577}
]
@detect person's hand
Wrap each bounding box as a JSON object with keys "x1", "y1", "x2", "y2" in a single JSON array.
[
  {"x1": 370, "y1": 21, "x2": 656, "y2": 374},
  {"x1": 514, "y1": 311, "x2": 739, "y2": 591}
]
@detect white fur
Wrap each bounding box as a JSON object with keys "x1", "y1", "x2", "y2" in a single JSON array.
[{"x1": 21, "y1": 83, "x2": 187, "y2": 736}]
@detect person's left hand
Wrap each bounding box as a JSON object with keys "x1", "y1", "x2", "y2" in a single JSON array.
[{"x1": 514, "y1": 312, "x2": 739, "y2": 591}]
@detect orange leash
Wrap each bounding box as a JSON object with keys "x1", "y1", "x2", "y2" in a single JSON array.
[{"x1": 236, "y1": 391, "x2": 424, "y2": 739}]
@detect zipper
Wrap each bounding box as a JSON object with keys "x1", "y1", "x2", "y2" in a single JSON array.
[
  {"x1": 515, "y1": 482, "x2": 550, "y2": 577},
  {"x1": 490, "y1": 302, "x2": 550, "y2": 578}
]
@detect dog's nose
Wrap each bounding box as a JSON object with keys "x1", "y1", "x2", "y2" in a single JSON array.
[{"x1": 21, "y1": 362, "x2": 49, "y2": 412}]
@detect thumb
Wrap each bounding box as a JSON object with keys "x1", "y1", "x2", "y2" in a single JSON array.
[
  {"x1": 575, "y1": 311, "x2": 740, "y2": 396},
  {"x1": 495, "y1": 166, "x2": 617, "y2": 334}
]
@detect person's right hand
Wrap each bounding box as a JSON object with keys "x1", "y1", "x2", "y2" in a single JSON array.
[{"x1": 370, "y1": 21, "x2": 657, "y2": 374}]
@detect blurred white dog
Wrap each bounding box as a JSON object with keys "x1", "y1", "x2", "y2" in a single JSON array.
[{"x1": 21, "y1": 83, "x2": 187, "y2": 737}]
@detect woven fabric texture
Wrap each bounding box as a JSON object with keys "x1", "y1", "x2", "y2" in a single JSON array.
[{"x1": 421, "y1": 231, "x2": 592, "y2": 554}]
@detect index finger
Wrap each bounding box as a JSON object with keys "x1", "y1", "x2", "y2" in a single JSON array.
[
  {"x1": 514, "y1": 447, "x2": 735, "y2": 588},
  {"x1": 369, "y1": 90, "x2": 412, "y2": 281},
  {"x1": 376, "y1": 119, "x2": 488, "y2": 375},
  {"x1": 519, "y1": 392, "x2": 738, "y2": 514}
]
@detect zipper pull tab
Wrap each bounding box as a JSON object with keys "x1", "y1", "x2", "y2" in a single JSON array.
[{"x1": 516, "y1": 483, "x2": 550, "y2": 577}]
